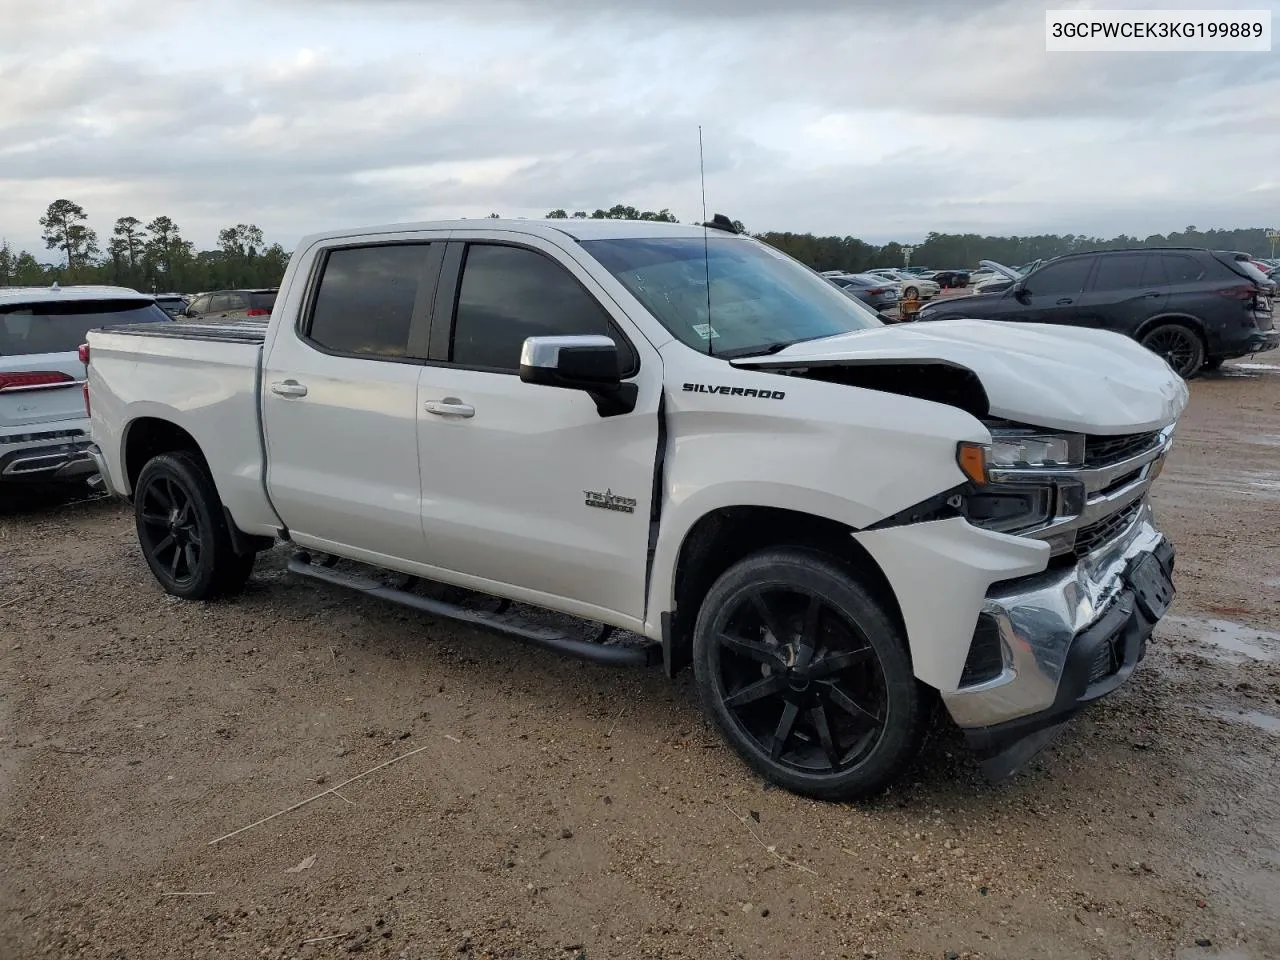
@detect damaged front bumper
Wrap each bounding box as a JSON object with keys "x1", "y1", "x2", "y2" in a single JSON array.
[{"x1": 943, "y1": 501, "x2": 1175, "y2": 779}]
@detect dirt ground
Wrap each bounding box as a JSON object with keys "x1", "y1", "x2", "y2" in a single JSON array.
[{"x1": 2, "y1": 360, "x2": 1278, "y2": 960}]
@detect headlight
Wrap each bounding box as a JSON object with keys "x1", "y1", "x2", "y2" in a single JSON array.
[{"x1": 987, "y1": 432, "x2": 1084, "y2": 470}]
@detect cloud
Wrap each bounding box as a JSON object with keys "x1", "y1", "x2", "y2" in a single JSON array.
[{"x1": 1, "y1": 0, "x2": 1278, "y2": 258}]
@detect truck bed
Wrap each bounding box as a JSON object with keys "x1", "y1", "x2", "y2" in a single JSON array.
[
  {"x1": 86, "y1": 322, "x2": 279, "y2": 536},
  {"x1": 103, "y1": 319, "x2": 269, "y2": 344}
]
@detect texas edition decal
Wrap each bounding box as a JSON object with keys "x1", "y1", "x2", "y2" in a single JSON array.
[{"x1": 682, "y1": 383, "x2": 786, "y2": 399}]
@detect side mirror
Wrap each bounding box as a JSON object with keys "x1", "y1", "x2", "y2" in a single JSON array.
[
  {"x1": 1011, "y1": 280, "x2": 1029, "y2": 298},
  {"x1": 519, "y1": 335, "x2": 637, "y2": 417}
]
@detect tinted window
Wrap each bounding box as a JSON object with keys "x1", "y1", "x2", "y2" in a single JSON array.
[
  {"x1": 307, "y1": 244, "x2": 431, "y2": 358},
  {"x1": 451, "y1": 244, "x2": 625, "y2": 371},
  {"x1": 224, "y1": 292, "x2": 249, "y2": 312},
  {"x1": 0, "y1": 300, "x2": 170, "y2": 356},
  {"x1": 1024, "y1": 258, "x2": 1092, "y2": 296},
  {"x1": 251, "y1": 291, "x2": 277, "y2": 310},
  {"x1": 187, "y1": 295, "x2": 210, "y2": 315},
  {"x1": 1159, "y1": 253, "x2": 1206, "y2": 284},
  {"x1": 1091, "y1": 254, "x2": 1148, "y2": 291}
]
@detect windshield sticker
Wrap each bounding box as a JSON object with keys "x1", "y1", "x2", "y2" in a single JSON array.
[{"x1": 691, "y1": 323, "x2": 720, "y2": 340}]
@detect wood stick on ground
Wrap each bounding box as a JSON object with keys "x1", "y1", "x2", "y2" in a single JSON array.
[
  {"x1": 161, "y1": 891, "x2": 216, "y2": 897},
  {"x1": 723, "y1": 802, "x2": 818, "y2": 876},
  {"x1": 207, "y1": 744, "x2": 432, "y2": 845},
  {"x1": 301, "y1": 934, "x2": 345, "y2": 944}
]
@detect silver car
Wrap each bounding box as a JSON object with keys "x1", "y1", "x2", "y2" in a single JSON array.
[{"x1": 1, "y1": 285, "x2": 171, "y2": 491}]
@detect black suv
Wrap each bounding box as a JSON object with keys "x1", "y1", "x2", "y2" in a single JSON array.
[{"x1": 916, "y1": 248, "x2": 1276, "y2": 377}]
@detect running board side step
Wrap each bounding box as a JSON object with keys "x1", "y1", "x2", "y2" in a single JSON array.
[{"x1": 286, "y1": 557, "x2": 661, "y2": 668}]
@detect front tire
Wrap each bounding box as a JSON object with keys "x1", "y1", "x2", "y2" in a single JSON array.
[
  {"x1": 1202, "y1": 357, "x2": 1224, "y2": 372},
  {"x1": 692, "y1": 549, "x2": 925, "y2": 800},
  {"x1": 1140, "y1": 322, "x2": 1205, "y2": 379},
  {"x1": 134, "y1": 451, "x2": 255, "y2": 600}
]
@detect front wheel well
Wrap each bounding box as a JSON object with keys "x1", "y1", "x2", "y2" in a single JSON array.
[
  {"x1": 664, "y1": 506, "x2": 904, "y2": 677},
  {"x1": 123, "y1": 418, "x2": 203, "y2": 494}
]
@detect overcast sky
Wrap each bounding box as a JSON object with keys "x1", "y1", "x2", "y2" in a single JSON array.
[{"x1": 2, "y1": 0, "x2": 1278, "y2": 257}]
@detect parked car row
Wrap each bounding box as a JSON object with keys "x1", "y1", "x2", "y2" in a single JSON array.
[{"x1": 917, "y1": 247, "x2": 1277, "y2": 377}]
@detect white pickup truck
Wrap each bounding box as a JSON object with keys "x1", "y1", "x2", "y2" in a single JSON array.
[{"x1": 85, "y1": 218, "x2": 1187, "y2": 799}]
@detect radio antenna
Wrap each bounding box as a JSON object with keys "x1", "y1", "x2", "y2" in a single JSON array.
[{"x1": 699, "y1": 125, "x2": 712, "y2": 357}]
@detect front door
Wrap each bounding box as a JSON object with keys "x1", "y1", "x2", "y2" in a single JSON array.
[
  {"x1": 1001, "y1": 256, "x2": 1095, "y2": 325},
  {"x1": 262, "y1": 240, "x2": 442, "y2": 562},
  {"x1": 414, "y1": 236, "x2": 661, "y2": 623}
]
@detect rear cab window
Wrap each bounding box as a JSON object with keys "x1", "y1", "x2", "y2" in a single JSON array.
[
  {"x1": 303, "y1": 244, "x2": 435, "y2": 359},
  {"x1": 0, "y1": 299, "x2": 171, "y2": 356}
]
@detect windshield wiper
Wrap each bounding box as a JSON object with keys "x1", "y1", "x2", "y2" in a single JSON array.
[{"x1": 722, "y1": 340, "x2": 803, "y2": 359}]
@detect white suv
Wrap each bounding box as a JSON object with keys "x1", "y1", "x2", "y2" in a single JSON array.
[{"x1": 1, "y1": 285, "x2": 171, "y2": 492}]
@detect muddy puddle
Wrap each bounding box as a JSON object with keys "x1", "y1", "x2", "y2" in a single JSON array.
[{"x1": 1161, "y1": 615, "x2": 1280, "y2": 663}]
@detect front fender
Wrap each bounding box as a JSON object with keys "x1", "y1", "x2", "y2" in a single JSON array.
[{"x1": 853, "y1": 518, "x2": 1048, "y2": 691}]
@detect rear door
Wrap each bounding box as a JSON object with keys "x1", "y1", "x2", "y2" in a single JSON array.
[
  {"x1": 1073, "y1": 252, "x2": 1166, "y2": 333},
  {"x1": 261, "y1": 238, "x2": 444, "y2": 562},
  {"x1": 1, "y1": 298, "x2": 170, "y2": 430}
]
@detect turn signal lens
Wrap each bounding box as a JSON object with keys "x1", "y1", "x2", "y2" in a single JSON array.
[{"x1": 957, "y1": 442, "x2": 988, "y2": 485}]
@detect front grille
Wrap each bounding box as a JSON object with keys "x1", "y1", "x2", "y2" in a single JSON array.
[
  {"x1": 1084, "y1": 431, "x2": 1160, "y2": 468},
  {"x1": 1074, "y1": 498, "x2": 1143, "y2": 558}
]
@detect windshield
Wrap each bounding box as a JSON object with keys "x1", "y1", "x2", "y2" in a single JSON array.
[
  {"x1": 0, "y1": 299, "x2": 170, "y2": 356},
  {"x1": 582, "y1": 236, "x2": 881, "y2": 357}
]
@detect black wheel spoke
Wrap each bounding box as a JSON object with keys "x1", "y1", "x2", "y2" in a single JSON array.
[
  {"x1": 154, "y1": 533, "x2": 175, "y2": 555},
  {"x1": 183, "y1": 544, "x2": 198, "y2": 576},
  {"x1": 723, "y1": 674, "x2": 786, "y2": 709},
  {"x1": 827, "y1": 684, "x2": 881, "y2": 726},
  {"x1": 749, "y1": 592, "x2": 791, "y2": 645},
  {"x1": 168, "y1": 546, "x2": 181, "y2": 579},
  {"x1": 175, "y1": 499, "x2": 192, "y2": 525},
  {"x1": 810, "y1": 704, "x2": 840, "y2": 769},
  {"x1": 719, "y1": 632, "x2": 783, "y2": 667},
  {"x1": 810, "y1": 646, "x2": 873, "y2": 679},
  {"x1": 141, "y1": 511, "x2": 169, "y2": 526},
  {"x1": 770, "y1": 701, "x2": 799, "y2": 760}
]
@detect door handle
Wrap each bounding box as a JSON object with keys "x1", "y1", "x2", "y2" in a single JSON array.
[
  {"x1": 424, "y1": 397, "x2": 475, "y2": 418},
  {"x1": 1055, "y1": 298, "x2": 1074, "y2": 305},
  {"x1": 1142, "y1": 291, "x2": 1162, "y2": 298},
  {"x1": 270, "y1": 380, "x2": 308, "y2": 398}
]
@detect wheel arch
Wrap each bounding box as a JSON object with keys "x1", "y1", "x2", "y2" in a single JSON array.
[
  {"x1": 1134, "y1": 312, "x2": 1208, "y2": 346},
  {"x1": 659, "y1": 505, "x2": 905, "y2": 678},
  {"x1": 122, "y1": 416, "x2": 205, "y2": 494}
]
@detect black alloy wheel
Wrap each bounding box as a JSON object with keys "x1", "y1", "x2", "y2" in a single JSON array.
[
  {"x1": 693, "y1": 549, "x2": 925, "y2": 800},
  {"x1": 138, "y1": 475, "x2": 203, "y2": 586},
  {"x1": 1141, "y1": 323, "x2": 1204, "y2": 378},
  {"x1": 713, "y1": 587, "x2": 887, "y2": 772},
  {"x1": 133, "y1": 451, "x2": 256, "y2": 600}
]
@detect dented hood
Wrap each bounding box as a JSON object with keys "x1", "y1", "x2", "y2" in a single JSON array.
[{"x1": 729, "y1": 318, "x2": 1188, "y2": 434}]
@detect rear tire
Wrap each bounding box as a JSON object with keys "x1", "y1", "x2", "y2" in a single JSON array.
[
  {"x1": 1140, "y1": 322, "x2": 1205, "y2": 379},
  {"x1": 692, "y1": 548, "x2": 925, "y2": 800},
  {"x1": 1202, "y1": 357, "x2": 1224, "y2": 372},
  {"x1": 134, "y1": 451, "x2": 256, "y2": 600}
]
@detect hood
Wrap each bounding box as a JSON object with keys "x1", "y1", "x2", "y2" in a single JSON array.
[
  {"x1": 979, "y1": 259, "x2": 1019, "y2": 281},
  {"x1": 729, "y1": 318, "x2": 1188, "y2": 434}
]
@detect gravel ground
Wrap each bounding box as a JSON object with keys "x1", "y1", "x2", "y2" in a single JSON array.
[{"x1": 2, "y1": 359, "x2": 1278, "y2": 960}]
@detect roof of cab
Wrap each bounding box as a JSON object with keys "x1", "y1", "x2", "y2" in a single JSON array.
[
  {"x1": 0, "y1": 284, "x2": 153, "y2": 307},
  {"x1": 296, "y1": 218, "x2": 741, "y2": 248}
]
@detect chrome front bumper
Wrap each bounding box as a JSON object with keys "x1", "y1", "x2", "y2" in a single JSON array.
[{"x1": 942, "y1": 500, "x2": 1174, "y2": 777}]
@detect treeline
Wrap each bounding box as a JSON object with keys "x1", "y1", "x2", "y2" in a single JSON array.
[
  {"x1": 5, "y1": 199, "x2": 1274, "y2": 294},
  {"x1": 0, "y1": 199, "x2": 290, "y2": 293},
  {"x1": 755, "y1": 226, "x2": 1277, "y2": 274}
]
